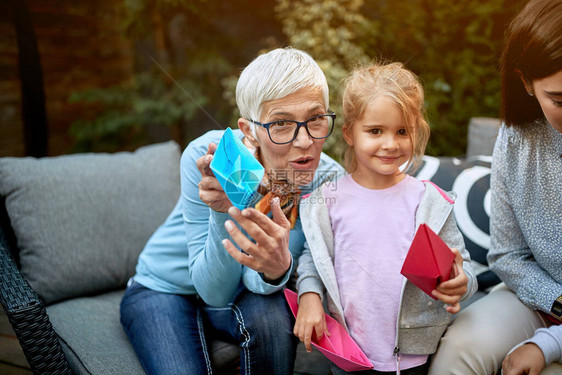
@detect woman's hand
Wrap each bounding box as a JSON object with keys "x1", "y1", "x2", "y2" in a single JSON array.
[
  {"x1": 502, "y1": 343, "x2": 546, "y2": 375},
  {"x1": 222, "y1": 197, "x2": 292, "y2": 281},
  {"x1": 196, "y1": 143, "x2": 232, "y2": 213},
  {"x1": 294, "y1": 292, "x2": 329, "y2": 352},
  {"x1": 432, "y1": 248, "x2": 468, "y2": 313}
]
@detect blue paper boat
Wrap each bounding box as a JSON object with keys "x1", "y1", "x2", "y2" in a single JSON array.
[{"x1": 209, "y1": 128, "x2": 265, "y2": 209}]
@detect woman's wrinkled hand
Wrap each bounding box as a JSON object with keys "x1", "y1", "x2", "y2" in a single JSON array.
[
  {"x1": 196, "y1": 143, "x2": 232, "y2": 213},
  {"x1": 222, "y1": 197, "x2": 292, "y2": 281}
]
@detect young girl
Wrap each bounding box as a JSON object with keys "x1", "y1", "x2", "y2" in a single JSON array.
[{"x1": 294, "y1": 62, "x2": 477, "y2": 375}]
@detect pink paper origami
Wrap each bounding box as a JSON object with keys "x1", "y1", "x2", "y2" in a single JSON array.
[
  {"x1": 284, "y1": 289, "x2": 373, "y2": 372},
  {"x1": 400, "y1": 223, "x2": 455, "y2": 299}
]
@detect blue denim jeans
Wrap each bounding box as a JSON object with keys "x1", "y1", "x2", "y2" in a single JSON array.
[{"x1": 120, "y1": 281, "x2": 298, "y2": 375}]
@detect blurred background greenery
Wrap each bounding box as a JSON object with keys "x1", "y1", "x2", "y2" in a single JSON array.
[{"x1": 67, "y1": 0, "x2": 526, "y2": 160}]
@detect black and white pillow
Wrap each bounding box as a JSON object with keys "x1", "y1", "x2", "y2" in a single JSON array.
[{"x1": 413, "y1": 155, "x2": 500, "y2": 291}]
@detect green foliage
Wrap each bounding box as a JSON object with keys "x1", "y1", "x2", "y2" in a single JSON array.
[
  {"x1": 275, "y1": 0, "x2": 370, "y2": 161},
  {"x1": 275, "y1": 0, "x2": 526, "y2": 158},
  {"x1": 69, "y1": 0, "x2": 281, "y2": 152},
  {"x1": 69, "y1": 73, "x2": 204, "y2": 152},
  {"x1": 360, "y1": 0, "x2": 525, "y2": 156},
  {"x1": 69, "y1": 0, "x2": 526, "y2": 157},
  {"x1": 121, "y1": 0, "x2": 207, "y2": 37}
]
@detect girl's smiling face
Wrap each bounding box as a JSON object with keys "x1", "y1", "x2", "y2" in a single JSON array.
[
  {"x1": 343, "y1": 95, "x2": 413, "y2": 190},
  {"x1": 530, "y1": 69, "x2": 562, "y2": 133}
]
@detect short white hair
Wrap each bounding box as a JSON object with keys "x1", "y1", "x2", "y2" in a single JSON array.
[{"x1": 236, "y1": 47, "x2": 329, "y2": 134}]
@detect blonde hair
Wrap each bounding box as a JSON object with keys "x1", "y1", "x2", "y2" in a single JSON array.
[{"x1": 342, "y1": 62, "x2": 430, "y2": 173}]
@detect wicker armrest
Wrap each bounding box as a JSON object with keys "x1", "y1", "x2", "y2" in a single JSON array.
[{"x1": 0, "y1": 216, "x2": 72, "y2": 374}]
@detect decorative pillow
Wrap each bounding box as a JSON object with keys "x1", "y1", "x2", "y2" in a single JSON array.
[
  {"x1": 0, "y1": 141, "x2": 181, "y2": 304},
  {"x1": 412, "y1": 155, "x2": 500, "y2": 290}
]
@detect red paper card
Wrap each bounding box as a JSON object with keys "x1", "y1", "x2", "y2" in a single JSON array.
[{"x1": 400, "y1": 224, "x2": 455, "y2": 299}]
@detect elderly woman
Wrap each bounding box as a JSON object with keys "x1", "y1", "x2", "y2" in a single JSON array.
[
  {"x1": 120, "y1": 47, "x2": 343, "y2": 374},
  {"x1": 429, "y1": 0, "x2": 562, "y2": 374}
]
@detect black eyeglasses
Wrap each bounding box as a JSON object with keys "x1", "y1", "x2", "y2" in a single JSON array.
[{"x1": 247, "y1": 111, "x2": 336, "y2": 145}]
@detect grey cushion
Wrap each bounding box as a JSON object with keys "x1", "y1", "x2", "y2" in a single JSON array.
[
  {"x1": 47, "y1": 290, "x2": 145, "y2": 374},
  {"x1": 466, "y1": 117, "x2": 501, "y2": 158},
  {"x1": 0, "y1": 141, "x2": 180, "y2": 304},
  {"x1": 47, "y1": 289, "x2": 243, "y2": 374}
]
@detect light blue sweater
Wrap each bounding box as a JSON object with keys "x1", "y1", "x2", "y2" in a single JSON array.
[
  {"x1": 133, "y1": 129, "x2": 344, "y2": 307},
  {"x1": 488, "y1": 120, "x2": 562, "y2": 364}
]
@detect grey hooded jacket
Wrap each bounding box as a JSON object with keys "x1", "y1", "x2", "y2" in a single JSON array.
[{"x1": 296, "y1": 180, "x2": 477, "y2": 355}]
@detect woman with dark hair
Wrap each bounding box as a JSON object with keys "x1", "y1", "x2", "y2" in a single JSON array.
[{"x1": 428, "y1": 0, "x2": 562, "y2": 374}]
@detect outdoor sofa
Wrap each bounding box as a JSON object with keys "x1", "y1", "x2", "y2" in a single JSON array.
[{"x1": 0, "y1": 118, "x2": 500, "y2": 374}]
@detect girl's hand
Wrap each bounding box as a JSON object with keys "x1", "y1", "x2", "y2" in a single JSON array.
[
  {"x1": 432, "y1": 248, "x2": 468, "y2": 313},
  {"x1": 502, "y1": 343, "x2": 546, "y2": 375},
  {"x1": 196, "y1": 143, "x2": 232, "y2": 213},
  {"x1": 222, "y1": 197, "x2": 292, "y2": 281},
  {"x1": 294, "y1": 292, "x2": 329, "y2": 352}
]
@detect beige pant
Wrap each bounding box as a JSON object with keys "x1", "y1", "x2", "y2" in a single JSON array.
[{"x1": 428, "y1": 284, "x2": 562, "y2": 375}]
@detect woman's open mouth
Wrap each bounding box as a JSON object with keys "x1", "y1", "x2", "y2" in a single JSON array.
[{"x1": 289, "y1": 156, "x2": 314, "y2": 169}]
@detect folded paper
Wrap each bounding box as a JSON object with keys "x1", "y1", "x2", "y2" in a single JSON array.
[
  {"x1": 284, "y1": 289, "x2": 373, "y2": 372},
  {"x1": 209, "y1": 128, "x2": 265, "y2": 209},
  {"x1": 400, "y1": 223, "x2": 455, "y2": 299}
]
